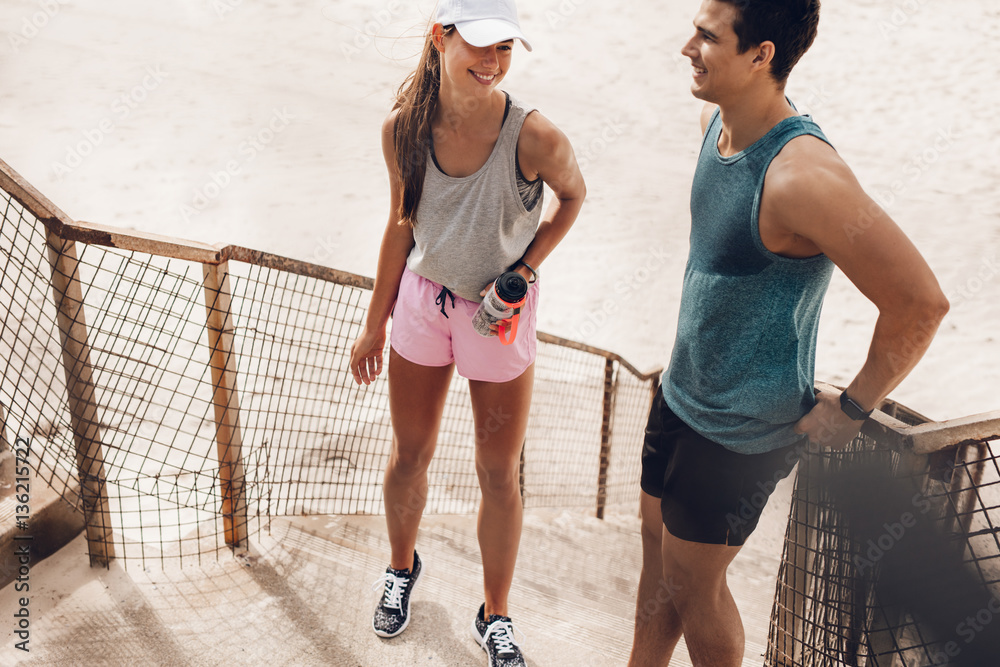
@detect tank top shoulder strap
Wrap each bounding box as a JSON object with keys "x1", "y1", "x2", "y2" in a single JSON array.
[
  {"x1": 767, "y1": 114, "x2": 831, "y2": 149},
  {"x1": 500, "y1": 93, "x2": 543, "y2": 210},
  {"x1": 499, "y1": 93, "x2": 534, "y2": 148}
]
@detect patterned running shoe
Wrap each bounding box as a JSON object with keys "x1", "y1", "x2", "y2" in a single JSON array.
[
  {"x1": 371, "y1": 551, "x2": 422, "y2": 638},
  {"x1": 471, "y1": 603, "x2": 526, "y2": 667}
]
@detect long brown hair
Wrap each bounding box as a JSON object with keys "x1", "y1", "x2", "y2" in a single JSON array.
[{"x1": 392, "y1": 25, "x2": 453, "y2": 226}]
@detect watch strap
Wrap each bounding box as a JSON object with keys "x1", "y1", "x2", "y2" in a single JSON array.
[{"x1": 840, "y1": 391, "x2": 873, "y2": 421}]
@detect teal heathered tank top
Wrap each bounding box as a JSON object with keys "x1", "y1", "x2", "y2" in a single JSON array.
[{"x1": 662, "y1": 106, "x2": 835, "y2": 455}]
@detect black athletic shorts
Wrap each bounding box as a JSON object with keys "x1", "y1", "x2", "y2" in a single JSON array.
[{"x1": 640, "y1": 389, "x2": 802, "y2": 547}]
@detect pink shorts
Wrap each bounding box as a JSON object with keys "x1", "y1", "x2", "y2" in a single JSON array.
[{"x1": 390, "y1": 266, "x2": 539, "y2": 383}]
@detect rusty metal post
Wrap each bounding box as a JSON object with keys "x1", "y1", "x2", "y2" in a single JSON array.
[
  {"x1": 44, "y1": 231, "x2": 116, "y2": 566},
  {"x1": 0, "y1": 402, "x2": 13, "y2": 500},
  {"x1": 596, "y1": 359, "x2": 616, "y2": 520},
  {"x1": 0, "y1": 402, "x2": 8, "y2": 452},
  {"x1": 203, "y1": 262, "x2": 248, "y2": 548},
  {"x1": 768, "y1": 452, "x2": 822, "y2": 666},
  {"x1": 518, "y1": 439, "x2": 526, "y2": 507}
]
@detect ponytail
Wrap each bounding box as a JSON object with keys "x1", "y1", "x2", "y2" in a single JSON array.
[{"x1": 392, "y1": 25, "x2": 453, "y2": 226}]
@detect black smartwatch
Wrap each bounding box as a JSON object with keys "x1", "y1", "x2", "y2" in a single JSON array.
[{"x1": 840, "y1": 391, "x2": 873, "y2": 421}]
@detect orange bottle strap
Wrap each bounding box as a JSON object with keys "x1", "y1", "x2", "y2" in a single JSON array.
[{"x1": 498, "y1": 303, "x2": 524, "y2": 346}]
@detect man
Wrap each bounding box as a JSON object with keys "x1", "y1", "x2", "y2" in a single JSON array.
[{"x1": 628, "y1": 1, "x2": 950, "y2": 665}]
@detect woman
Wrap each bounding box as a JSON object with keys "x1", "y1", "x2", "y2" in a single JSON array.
[{"x1": 348, "y1": 0, "x2": 585, "y2": 664}]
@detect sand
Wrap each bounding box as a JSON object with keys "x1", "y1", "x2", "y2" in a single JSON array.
[{"x1": 1, "y1": 0, "x2": 998, "y2": 421}]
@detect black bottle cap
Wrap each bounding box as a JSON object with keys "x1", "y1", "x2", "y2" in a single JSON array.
[{"x1": 495, "y1": 271, "x2": 528, "y2": 303}]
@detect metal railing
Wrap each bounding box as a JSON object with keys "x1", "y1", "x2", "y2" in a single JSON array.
[
  {"x1": 9, "y1": 154, "x2": 999, "y2": 665},
  {"x1": 0, "y1": 156, "x2": 661, "y2": 568},
  {"x1": 767, "y1": 382, "x2": 1000, "y2": 666}
]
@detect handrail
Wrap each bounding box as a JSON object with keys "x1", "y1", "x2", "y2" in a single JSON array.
[
  {"x1": 815, "y1": 381, "x2": 997, "y2": 455},
  {"x1": 903, "y1": 411, "x2": 1000, "y2": 454},
  {"x1": 51, "y1": 229, "x2": 662, "y2": 378},
  {"x1": 858, "y1": 410, "x2": 1000, "y2": 455},
  {"x1": 219, "y1": 245, "x2": 374, "y2": 291},
  {"x1": 0, "y1": 156, "x2": 73, "y2": 226},
  {"x1": 535, "y1": 332, "x2": 662, "y2": 381},
  {"x1": 61, "y1": 219, "x2": 224, "y2": 263}
]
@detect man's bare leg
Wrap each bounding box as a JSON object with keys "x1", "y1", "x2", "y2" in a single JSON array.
[
  {"x1": 628, "y1": 491, "x2": 683, "y2": 666},
  {"x1": 661, "y1": 521, "x2": 744, "y2": 666}
]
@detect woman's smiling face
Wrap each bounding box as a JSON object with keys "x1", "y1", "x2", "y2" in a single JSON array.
[{"x1": 435, "y1": 25, "x2": 513, "y2": 99}]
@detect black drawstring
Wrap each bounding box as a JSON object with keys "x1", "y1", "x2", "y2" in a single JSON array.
[{"x1": 435, "y1": 285, "x2": 455, "y2": 318}]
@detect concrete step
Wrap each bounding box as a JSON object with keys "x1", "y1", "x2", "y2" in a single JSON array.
[{"x1": 0, "y1": 477, "x2": 793, "y2": 666}]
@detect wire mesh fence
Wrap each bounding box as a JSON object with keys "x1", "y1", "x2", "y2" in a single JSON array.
[
  {"x1": 0, "y1": 160, "x2": 661, "y2": 570},
  {"x1": 12, "y1": 158, "x2": 1000, "y2": 665},
  {"x1": 766, "y1": 416, "x2": 1000, "y2": 665},
  {"x1": 1, "y1": 188, "x2": 78, "y2": 503}
]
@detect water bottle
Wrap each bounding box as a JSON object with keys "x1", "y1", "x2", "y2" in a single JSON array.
[{"x1": 472, "y1": 271, "x2": 528, "y2": 345}]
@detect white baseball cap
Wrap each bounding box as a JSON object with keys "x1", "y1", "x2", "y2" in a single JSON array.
[{"x1": 435, "y1": 0, "x2": 533, "y2": 52}]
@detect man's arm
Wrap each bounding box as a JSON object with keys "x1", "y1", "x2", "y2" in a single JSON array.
[{"x1": 760, "y1": 137, "x2": 950, "y2": 448}]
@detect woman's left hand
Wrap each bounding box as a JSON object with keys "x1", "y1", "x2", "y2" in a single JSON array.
[
  {"x1": 479, "y1": 265, "x2": 533, "y2": 336},
  {"x1": 478, "y1": 282, "x2": 510, "y2": 337}
]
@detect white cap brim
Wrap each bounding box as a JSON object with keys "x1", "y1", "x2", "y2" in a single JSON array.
[{"x1": 455, "y1": 19, "x2": 532, "y2": 52}]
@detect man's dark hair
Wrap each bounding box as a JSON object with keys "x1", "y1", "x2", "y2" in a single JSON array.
[{"x1": 717, "y1": 0, "x2": 821, "y2": 85}]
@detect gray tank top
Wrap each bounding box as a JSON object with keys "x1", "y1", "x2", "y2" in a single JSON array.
[{"x1": 406, "y1": 94, "x2": 544, "y2": 303}]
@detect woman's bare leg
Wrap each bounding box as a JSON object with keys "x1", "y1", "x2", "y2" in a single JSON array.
[
  {"x1": 383, "y1": 347, "x2": 454, "y2": 570},
  {"x1": 469, "y1": 364, "x2": 534, "y2": 617}
]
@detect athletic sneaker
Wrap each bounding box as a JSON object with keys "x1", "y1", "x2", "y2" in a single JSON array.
[
  {"x1": 471, "y1": 603, "x2": 526, "y2": 667},
  {"x1": 371, "y1": 551, "x2": 422, "y2": 638}
]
